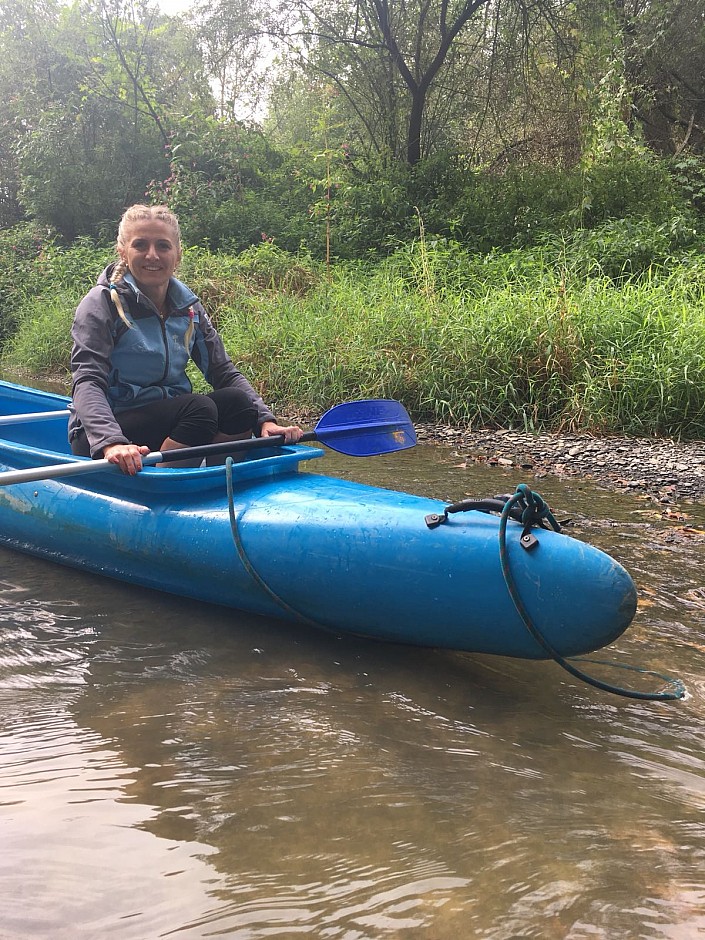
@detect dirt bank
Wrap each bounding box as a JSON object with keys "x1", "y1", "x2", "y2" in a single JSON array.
[{"x1": 414, "y1": 424, "x2": 705, "y2": 506}]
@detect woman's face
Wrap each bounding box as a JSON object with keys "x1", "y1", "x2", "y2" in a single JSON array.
[{"x1": 118, "y1": 219, "x2": 181, "y2": 298}]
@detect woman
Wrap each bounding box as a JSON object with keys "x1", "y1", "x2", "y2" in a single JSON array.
[{"x1": 69, "y1": 204, "x2": 302, "y2": 474}]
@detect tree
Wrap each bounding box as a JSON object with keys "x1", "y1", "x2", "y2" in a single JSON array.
[
  {"x1": 0, "y1": 0, "x2": 63, "y2": 226},
  {"x1": 613, "y1": 0, "x2": 705, "y2": 156},
  {"x1": 271, "y1": 0, "x2": 514, "y2": 165},
  {"x1": 0, "y1": 0, "x2": 215, "y2": 237},
  {"x1": 270, "y1": 0, "x2": 630, "y2": 169},
  {"x1": 189, "y1": 0, "x2": 271, "y2": 121}
]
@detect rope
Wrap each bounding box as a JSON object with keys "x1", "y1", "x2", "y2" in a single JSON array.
[
  {"x1": 225, "y1": 457, "x2": 327, "y2": 630},
  {"x1": 508, "y1": 482, "x2": 561, "y2": 533},
  {"x1": 498, "y1": 484, "x2": 686, "y2": 701}
]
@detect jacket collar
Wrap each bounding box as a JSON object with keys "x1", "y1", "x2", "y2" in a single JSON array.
[{"x1": 123, "y1": 271, "x2": 199, "y2": 312}]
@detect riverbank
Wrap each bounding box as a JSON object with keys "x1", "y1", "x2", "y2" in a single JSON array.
[{"x1": 413, "y1": 423, "x2": 705, "y2": 506}]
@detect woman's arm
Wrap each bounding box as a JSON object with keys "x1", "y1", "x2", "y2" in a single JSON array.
[
  {"x1": 70, "y1": 287, "x2": 131, "y2": 457},
  {"x1": 190, "y1": 304, "x2": 278, "y2": 427}
]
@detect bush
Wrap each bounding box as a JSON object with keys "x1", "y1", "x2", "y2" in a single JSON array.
[
  {"x1": 1, "y1": 293, "x2": 74, "y2": 377},
  {"x1": 580, "y1": 154, "x2": 688, "y2": 226},
  {"x1": 141, "y1": 133, "x2": 703, "y2": 258},
  {"x1": 666, "y1": 155, "x2": 705, "y2": 215},
  {"x1": 541, "y1": 217, "x2": 701, "y2": 281}
]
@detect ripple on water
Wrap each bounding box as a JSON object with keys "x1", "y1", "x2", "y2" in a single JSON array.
[
  {"x1": 0, "y1": 614, "x2": 93, "y2": 689},
  {"x1": 0, "y1": 573, "x2": 96, "y2": 690},
  {"x1": 172, "y1": 854, "x2": 471, "y2": 936}
]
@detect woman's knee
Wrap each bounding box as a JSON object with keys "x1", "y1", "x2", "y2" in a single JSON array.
[
  {"x1": 208, "y1": 388, "x2": 258, "y2": 435},
  {"x1": 183, "y1": 393, "x2": 218, "y2": 422},
  {"x1": 171, "y1": 394, "x2": 219, "y2": 445}
]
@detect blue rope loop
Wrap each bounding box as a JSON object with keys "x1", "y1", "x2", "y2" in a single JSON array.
[
  {"x1": 499, "y1": 484, "x2": 685, "y2": 701},
  {"x1": 512, "y1": 482, "x2": 561, "y2": 533}
]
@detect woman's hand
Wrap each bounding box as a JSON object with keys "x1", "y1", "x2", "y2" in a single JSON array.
[
  {"x1": 103, "y1": 442, "x2": 151, "y2": 475},
  {"x1": 260, "y1": 420, "x2": 304, "y2": 444}
]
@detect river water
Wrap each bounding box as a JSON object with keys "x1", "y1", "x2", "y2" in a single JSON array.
[{"x1": 1, "y1": 443, "x2": 704, "y2": 939}]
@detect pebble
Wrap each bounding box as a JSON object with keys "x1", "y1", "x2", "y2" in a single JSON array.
[{"x1": 414, "y1": 424, "x2": 705, "y2": 505}]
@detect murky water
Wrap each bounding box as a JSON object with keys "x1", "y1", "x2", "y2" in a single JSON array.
[{"x1": 1, "y1": 443, "x2": 704, "y2": 939}]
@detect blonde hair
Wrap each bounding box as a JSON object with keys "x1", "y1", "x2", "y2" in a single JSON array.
[
  {"x1": 116, "y1": 203, "x2": 181, "y2": 255},
  {"x1": 110, "y1": 204, "x2": 194, "y2": 348}
]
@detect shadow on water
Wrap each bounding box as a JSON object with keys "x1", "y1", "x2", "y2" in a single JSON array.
[{"x1": 1, "y1": 439, "x2": 704, "y2": 938}]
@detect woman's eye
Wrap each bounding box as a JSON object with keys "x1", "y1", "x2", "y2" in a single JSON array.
[{"x1": 130, "y1": 239, "x2": 173, "y2": 251}]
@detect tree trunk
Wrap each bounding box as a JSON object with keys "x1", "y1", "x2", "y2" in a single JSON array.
[{"x1": 407, "y1": 88, "x2": 426, "y2": 166}]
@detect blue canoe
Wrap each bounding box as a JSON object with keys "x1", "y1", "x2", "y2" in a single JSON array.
[{"x1": 0, "y1": 379, "x2": 637, "y2": 659}]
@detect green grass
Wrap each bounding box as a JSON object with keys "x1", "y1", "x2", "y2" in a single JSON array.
[{"x1": 3, "y1": 237, "x2": 705, "y2": 439}]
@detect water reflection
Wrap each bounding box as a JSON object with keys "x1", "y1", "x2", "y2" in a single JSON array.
[{"x1": 0, "y1": 447, "x2": 704, "y2": 938}]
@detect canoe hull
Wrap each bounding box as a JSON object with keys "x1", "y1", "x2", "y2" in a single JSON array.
[{"x1": 0, "y1": 380, "x2": 638, "y2": 658}]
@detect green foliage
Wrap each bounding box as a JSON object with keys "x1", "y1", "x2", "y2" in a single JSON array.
[
  {"x1": 540, "y1": 217, "x2": 700, "y2": 282},
  {"x1": 7, "y1": 236, "x2": 705, "y2": 439},
  {"x1": 205, "y1": 244, "x2": 705, "y2": 438},
  {"x1": 667, "y1": 155, "x2": 705, "y2": 214},
  {"x1": 1, "y1": 0, "x2": 212, "y2": 239},
  {"x1": 445, "y1": 166, "x2": 578, "y2": 250},
  {"x1": 3, "y1": 0, "x2": 704, "y2": 254},
  {"x1": 165, "y1": 149, "x2": 695, "y2": 260},
  {"x1": 0, "y1": 223, "x2": 47, "y2": 301},
  {"x1": 0, "y1": 223, "x2": 47, "y2": 346},
  {"x1": 232, "y1": 243, "x2": 319, "y2": 295},
  {"x1": 0, "y1": 226, "x2": 108, "y2": 303},
  {"x1": 176, "y1": 246, "x2": 246, "y2": 326},
  {"x1": 176, "y1": 242, "x2": 320, "y2": 327},
  {"x1": 578, "y1": 155, "x2": 686, "y2": 227},
  {"x1": 147, "y1": 118, "x2": 310, "y2": 252},
  {"x1": 442, "y1": 156, "x2": 694, "y2": 252},
  {"x1": 17, "y1": 108, "x2": 168, "y2": 241},
  {"x1": 330, "y1": 161, "x2": 417, "y2": 256},
  {"x1": 0, "y1": 223, "x2": 107, "y2": 353},
  {"x1": 1, "y1": 293, "x2": 74, "y2": 377}
]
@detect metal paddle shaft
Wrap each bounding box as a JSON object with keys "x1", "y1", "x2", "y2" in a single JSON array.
[
  {"x1": 0, "y1": 399, "x2": 416, "y2": 486},
  {"x1": 0, "y1": 409, "x2": 71, "y2": 426}
]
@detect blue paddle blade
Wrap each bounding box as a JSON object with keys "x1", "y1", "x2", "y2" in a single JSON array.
[{"x1": 313, "y1": 399, "x2": 417, "y2": 456}]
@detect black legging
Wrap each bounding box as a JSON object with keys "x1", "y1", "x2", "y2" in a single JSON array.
[{"x1": 71, "y1": 388, "x2": 259, "y2": 456}]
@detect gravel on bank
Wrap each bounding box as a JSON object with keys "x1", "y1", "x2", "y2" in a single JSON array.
[{"x1": 413, "y1": 424, "x2": 705, "y2": 506}]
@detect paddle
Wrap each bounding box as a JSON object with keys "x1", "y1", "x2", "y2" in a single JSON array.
[
  {"x1": 0, "y1": 409, "x2": 71, "y2": 426},
  {"x1": 0, "y1": 398, "x2": 416, "y2": 487}
]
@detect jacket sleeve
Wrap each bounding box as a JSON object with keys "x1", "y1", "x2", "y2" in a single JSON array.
[
  {"x1": 70, "y1": 288, "x2": 130, "y2": 458},
  {"x1": 191, "y1": 304, "x2": 277, "y2": 428}
]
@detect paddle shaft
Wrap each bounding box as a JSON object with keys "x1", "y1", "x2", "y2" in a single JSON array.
[
  {"x1": 0, "y1": 409, "x2": 70, "y2": 426},
  {"x1": 146, "y1": 432, "x2": 318, "y2": 464}
]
